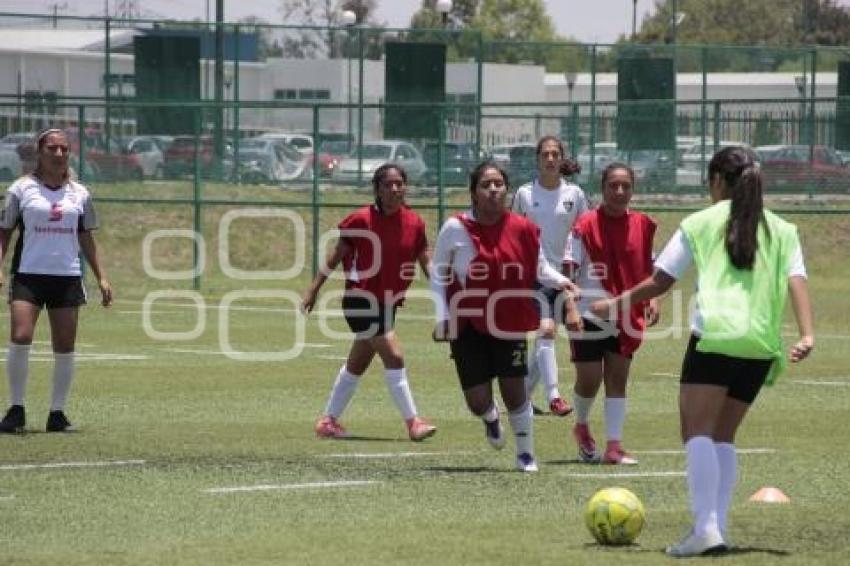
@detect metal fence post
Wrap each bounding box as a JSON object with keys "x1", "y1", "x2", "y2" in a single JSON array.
[
  {"x1": 104, "y1": 16, "x2": 111, "y2": 149},
  {"x1": 590, "y1": 45, "x2": 597, "y2": 187},
  {"x1": 438, "y1": 104, "x2": 445, "y2": 229},
  {"x1": 233, "y1": 24, "x2": 241, "y2": 182},
  {"x1": 77, "y1": 105, "x2": 86, "y2": 183},
  {"x1": 193, "y1": 107, "x2": 202, "y2": 291},
  {"x1": 311, "y1": 105, "x2": 321, "y2": 278},
  {"x1": 475, "y1": 32, "x2": 484, "y2": 161}
]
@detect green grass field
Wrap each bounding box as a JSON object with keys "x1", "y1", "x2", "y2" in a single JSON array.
[{"x1": 1, "y1": 183, "x2": 849, "y2": 565}]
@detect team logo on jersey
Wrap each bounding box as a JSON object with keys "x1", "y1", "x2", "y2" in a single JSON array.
[
  {"x1": 48, "y1": 202, "x2": 63, "y2": 221},
  {"x1": 563, "y1": 200, "x2": 574, "y2": 211}
]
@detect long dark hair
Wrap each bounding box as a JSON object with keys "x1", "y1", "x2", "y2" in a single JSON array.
[
  {"x1": 371, "y1": 163, "x2": 407, "y2": 213},
  {"x1": 535, "y1": 135, "x2": 581, "y2": 176},
  {"x1": 708, "y1": 147, "x2": 764, "y2": 270},
  {"x1": 469, "y1": 160, "x2": 509, "y2": 195}
]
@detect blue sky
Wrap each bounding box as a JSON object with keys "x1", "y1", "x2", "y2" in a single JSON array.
[{"x1": 5, "y1": 0, "x2": 659, "y2": 44}]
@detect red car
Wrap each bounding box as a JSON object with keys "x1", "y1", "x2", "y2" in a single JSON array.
[
  {"x1": 760, "y1": 145, "x2": 850, "y2": 192},
  {"x1": 65, "y1": 129, "x2": 144, "y2": 182}
]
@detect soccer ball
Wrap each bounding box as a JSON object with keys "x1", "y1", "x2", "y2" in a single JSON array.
[{"x1": 584, "y1": 487, "x2": 646, "y2": 545}]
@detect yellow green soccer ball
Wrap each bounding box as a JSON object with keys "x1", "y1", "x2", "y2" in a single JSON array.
[{"x1": 584, "y1": 487, "x2": 646, "y2": 545}]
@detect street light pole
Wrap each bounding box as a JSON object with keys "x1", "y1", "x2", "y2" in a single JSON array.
[
  {"x1": 632, "y1": 0, "x2": 637, "y2": 40},
  {"x1": 341, "y1": 10, "x2": 356, "y2": 152},
  {"x1": 436, "y1": 0, "x2": 452, "y2": 27}
]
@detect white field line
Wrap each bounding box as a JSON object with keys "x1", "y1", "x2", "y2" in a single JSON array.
[
  {"x1": 793, "y1": 379, "x2": 850, "y2": 387},
  {"x1": 663, "y1": 325, "x2": 850, "y2": 340},
  {"x1": 0, "y1": 354, "x2": 149, "y2": 362},
  {"x1": 117, "y1": 299, "x2": 437, "y2": 320},
  {"x1": 0, "y1": 495, "x2": 14, "y2": 501},
  {"x1": 318, "y1": 355, "x2": 348, "y2": 361},
  {"x1": 563, "y1": 471, "x2": 686, "y2": 478},
  {"x1": 650, "y1": 372, "x2": 679, "y2": 377},
  {"x1": 319, "y1": 451, "x2": 471, "y2": 459},
  {"x1": 203, "y1": 480, "x2": 381, "y2": 494},
  {"x1": 634, "y1": 448, "x2": 776, "y2": 455},
  {"x1": 0, "y1": 459, "x2": 145, "y2": 471}
]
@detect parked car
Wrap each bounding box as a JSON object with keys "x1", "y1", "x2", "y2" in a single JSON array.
[
  {"x1": 577, "y1": 142, "x2": 622, "y2": 183},
  {"x1": 421, "y1": 142, "x2": 480, "y2": 186},
  {"x1": 333, "y1": 140, "x2": 427, "y2": 184},
  {"x1": 505, "y1": 144, "x2": 539, "y2": 186},
  {"x1": 0, "y1": 132, "x2": 35, "y2": 149},
  {"x1": 235, "y1": 138, "x2": 312, "y2": 183},
  {"x1": 759, "y1": 145, "x2": 850, "y2": 190},
  {"x1": 0, "y1": 145, "x2": 22, "y2": 180},
  {"x1": 618, "y1": 149, "x2": 676, "y2": 190},
  {"x1": 677, "y1": 141, "x2": 749, "y2": 186},
  {"x1": 65, "y1": 129, "x2": 145, "y2": 182},
  {"x1": 120, "y1": 136, "x2": 166, "y2": 179},
  {"x1": 162, "y1": 136, "x2": 233, "y2": 179},
  {"x1": 488, "y1": 143, "x2": 533, "y2": 170},
  {"x1": 316, "y1": 140, "x2": 353, "y2": 178},
  {"x1": 259, "y1": 132, "x2": 314, "y2": 154}
]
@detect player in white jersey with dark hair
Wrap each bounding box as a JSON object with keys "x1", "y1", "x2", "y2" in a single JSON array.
[
  {"x1": 0, "y1": 128, "x2": 112, "y2": 434},
  {"x1": 511, "y1": 135, "x2": 588, "y2": 416}
]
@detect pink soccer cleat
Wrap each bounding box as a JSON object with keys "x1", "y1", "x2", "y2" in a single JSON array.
[
  {"x1": 406, "y1": 416, "x2": 437, "y2": 442},
  {"x1": 602, "y1": 440, "x2": 638, "y2": 465},
  {"x1": 315, "y1": 415, "x2": 348, "y2": 439}
]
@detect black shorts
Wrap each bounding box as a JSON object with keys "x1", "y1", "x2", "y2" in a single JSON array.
[
  {"x1": 569, "y1": 318, "x2": 630, "y2": 362},
  {"x1": 680, "y1": 334, "x2": 772, "y2": 404},
  {"x1": 342, "y1": 293, "x2": 397, "y2": 338},
  {"x1": 533, "y1": 284, "x2": 561, "y2": 321},
  {"x1": 9, "y1": 273, "x2": 87, "y2": 309},
  {"x1": 449, "y1": 324, "x2": 527, "y2": 390}
]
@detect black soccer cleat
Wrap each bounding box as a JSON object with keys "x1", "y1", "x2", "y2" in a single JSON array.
[
  {"x1": 46, "y1": 410, "x2": 74, "y2": 433},
  {"x1": 0, "y1": 405, "x2": 25, "y2": 434}
]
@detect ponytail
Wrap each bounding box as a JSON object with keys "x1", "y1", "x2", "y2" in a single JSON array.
[
  {"x1": 725, "y1": 166, "x2": 764, "y2": 269},
  {"x1": 708, "y1": 147, "x2": 765, "y2": 270},
  {"x1": 560, "y1": 158, "x2": 581, "y2": 177}
]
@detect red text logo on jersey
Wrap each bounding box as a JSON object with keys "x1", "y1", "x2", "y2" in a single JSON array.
[{"x1": 48, "y1": 202, "x2": 63, "y2": 221}]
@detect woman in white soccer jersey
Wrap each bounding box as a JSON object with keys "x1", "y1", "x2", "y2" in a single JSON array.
[
  {"x1": 0, "y1": 128, "x2": 113, "y2": 433},
  {"x1": 591, "y1": 147, "x2": 814, "y2": 557},
  {"x1": 511, "y1": 135, "x2": 588, "y2": 416}
]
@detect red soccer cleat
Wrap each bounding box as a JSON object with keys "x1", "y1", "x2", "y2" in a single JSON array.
[
  {"x1": 315, "y1": 415, "x2": 348, "y2": 439},
  {"x1": 406, "y1": 416, "x2": 437, "y2": 442},
  {"x1": 549, "y1": 397, "x2": 574, "y2": 417}
]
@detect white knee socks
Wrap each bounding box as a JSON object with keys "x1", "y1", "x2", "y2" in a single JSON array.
[
  {"x1": 324, "y1": 366, "x2": 360, "y2": 418},
  {"x1": 6, "y1": 343, "x2": 30, "y2": 406},
  {"x1": 685, "y1": 436, "x2": 721, "y2": 537}
]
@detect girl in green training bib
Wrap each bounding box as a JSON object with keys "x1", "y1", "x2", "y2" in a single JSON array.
[{"x1": 590, "y1": 146, "x2": 814, "y2": 558}]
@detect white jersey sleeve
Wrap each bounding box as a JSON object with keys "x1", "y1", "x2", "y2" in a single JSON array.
[
  {"x1": 0, "y1": 185, "x2": 21, "y2": 229},
  {"x1": 511, "y1": 183, "x2": 532, "y2": 216}
]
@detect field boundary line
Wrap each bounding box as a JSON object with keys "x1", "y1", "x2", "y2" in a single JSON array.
[
  {"x1": 319, "y1": 451, "x2": 473, "y2": 459},
  {"x1": 562, "y1": 471, "x2": 686, "y2": 478},
  {"x1": 203, "y1": 480, "x2": 381, "y2": 494},
  {"x1": 0, "y1": 459, "x2": 146, "y2": 471}
]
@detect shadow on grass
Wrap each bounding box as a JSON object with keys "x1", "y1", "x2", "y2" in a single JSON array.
[
  {"x1": 580, "y1": 543, "x2": 790, "y2": 557},
  {"x1": 334, "y1": 435, "x2": 408, "y2": 442},
  {"x1": 726, "y1": 546, "x2": 791, "y2": 557},
  {"x1": 423, "y1": 466, "x2": 505, "y2": 474}
]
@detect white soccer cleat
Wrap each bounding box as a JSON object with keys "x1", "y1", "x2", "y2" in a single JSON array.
[
  {"x1": 483, "y1": 418, "x2": 506, "y2": 450},
  {"x1": 515, "y1": 452, "x2": 539, "y2": 473},
  {"x1": 666, "y1": 529, "x2": 727, "y2": 558}
]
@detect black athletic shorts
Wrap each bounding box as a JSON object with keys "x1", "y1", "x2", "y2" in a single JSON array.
[
  {"x1": 569, "y1": 318, "x2": 631, "y2": 362},
  {"x1": 680, "y1": 334, "x2": 772, "y2": 404},
  {"x1": 342, "y1": 293, "x2": 397, "y2": 338},
  {"x1": 533, "y1": 283, "x2": 562, "y2": 321},
  {"x1": 449, "y1": 323, "x2": 527, "y2": 390},
  {"x1": 9, "y1": 273, "x2": 87, "y2": 309}
]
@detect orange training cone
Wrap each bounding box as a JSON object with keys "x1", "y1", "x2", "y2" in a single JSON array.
[{"x1": 749, "y1": 487, "x2": 790, "y2": 503}]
